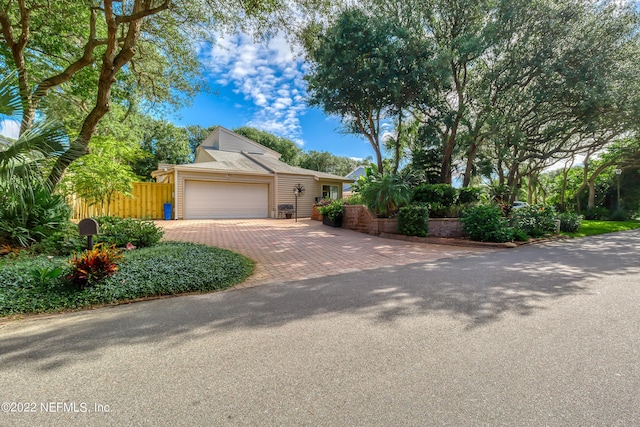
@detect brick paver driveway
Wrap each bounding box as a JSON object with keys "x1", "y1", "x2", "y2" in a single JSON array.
[{"x1": 159, "y1": 218, "x2": 494, "y2": 287}]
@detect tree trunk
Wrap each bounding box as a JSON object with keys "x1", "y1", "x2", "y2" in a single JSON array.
[
  {"x1": 462, "y1": 142, "x2": 478, "y2": 187},
  {"x1": 587, "y1": 179, "x2": 596, "y2": 209},
  {"x1": 393, "y1": 111, "x2": 403, "y2": 174},
  {"x1": 47, "y1": 0, "x2": 145, "y2": 188}
]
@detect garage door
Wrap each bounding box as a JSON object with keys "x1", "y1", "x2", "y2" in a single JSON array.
[{"x1": 184, "y1": 181, "x2": 268, "y2": 219}]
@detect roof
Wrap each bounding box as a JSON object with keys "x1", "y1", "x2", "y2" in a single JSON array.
[
  {"x1": 199, "y1": 150, "x2": 272, "y2": 174},
  {"x1": 346, "y1": 165, "x2": 368, "y2": 180},
  {"x1": 199, "y1": 127, "x2": 282, "y2": 159},
  {"x1": 243, "y1": 152, "x2": 351, "y2": 181},
  {"x1": 152, "y1": 126, "x2": 353, "y2": 183}
]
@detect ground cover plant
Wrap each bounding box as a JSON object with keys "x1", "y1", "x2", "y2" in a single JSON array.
[{"x1": 0, "y1": 242, "x2": 253, "y2": 317}]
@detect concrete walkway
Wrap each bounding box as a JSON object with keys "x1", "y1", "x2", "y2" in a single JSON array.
[{"x1": 158, "y1": 218, "x2": 493, "y2": 287}]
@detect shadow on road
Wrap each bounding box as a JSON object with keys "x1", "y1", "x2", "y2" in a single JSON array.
[{"x1": 1, "y1": 230, "x2": 639, "y2": 371}]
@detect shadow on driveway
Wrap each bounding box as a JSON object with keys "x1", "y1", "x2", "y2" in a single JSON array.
[{"x1": 1, "y1": 230, "x2": 639, "y2": 372}]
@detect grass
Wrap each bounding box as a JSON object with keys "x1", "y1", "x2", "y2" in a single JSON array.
[
  {"x1": 0, "y1": 242, "x2": 254, "y2": 317},
  {"x1": 562, "y1": 220, "x2": 640, "y2": 238}
]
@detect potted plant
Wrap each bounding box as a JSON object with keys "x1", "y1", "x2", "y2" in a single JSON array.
[{"x1": 318, "y1": 199, "x2": 345, "y2": 227}]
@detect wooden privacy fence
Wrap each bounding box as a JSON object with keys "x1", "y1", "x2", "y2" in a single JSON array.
[{"x1": 70, "y1": 182, "x2": 174, "y2": 220}]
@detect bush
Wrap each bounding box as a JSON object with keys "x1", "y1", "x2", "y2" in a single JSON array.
[
  {"x1": 461, "y1": 205, "x2": 513, "y2": 242},
  {"x1": 357, "y1": 173, "x2": 411, "y2": 217},
  {"x1": 412, "y1": 184, "x2": 457, "y2": 207},
  {"x1": 510, "y1": 204, "x2": 558, "y2": 237},
  {"x1": 95, "y1": 216, "x2": 163, "y2": 248},
  {"x1": 582, "y1": 207, "x2": 609, "y2": 220},
  {"x1": 28, "y1": 221, "x2": 85, "y2": 256},
  {"x1": 558, "y1": 212, "x2": 583, "y2": 232},
  {"x1": 398, "y1": 204, "x2": 429, "y2": 237},
  {"x1": 609, "y1": 209, "x2": 632, "y2": 221},
  {"x1": 344, "y1": 193, "x2": 364, "y2": 205},
  {"x1": 0, "y1": 180, "x2": 71, "y2": 247},
  {"x1": 317, "y1": 199, "x2": 345, "y2": 220},
  {"x1": 458, "y1": 187, "x2": 482, "y2": 205},
  {"x1": 68, "y1": 243, "x2": 123, "y2": 290}
]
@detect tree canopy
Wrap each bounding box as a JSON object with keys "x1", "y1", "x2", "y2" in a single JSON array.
[
  {"x1": 304, "y1": 0, "x2": 640, "y2": 198},
  {"x1": 0, "y1": 0, "x2": 331, "y2": 188}
]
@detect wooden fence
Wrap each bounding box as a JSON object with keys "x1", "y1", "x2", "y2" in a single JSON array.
[{"x1": 70, "y1": 182, "x2": 174, "y2": 220}]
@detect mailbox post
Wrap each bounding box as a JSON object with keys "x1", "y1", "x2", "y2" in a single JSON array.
[{"x1": 78, "y1": 218, "x2": 100, "y2": 250}]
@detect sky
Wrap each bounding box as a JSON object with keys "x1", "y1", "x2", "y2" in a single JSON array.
[
  {"x1": 169, "y1": 33, "x2": 376, "y2": 161},
  {"x1": 0, "y1": 33, "x2": 376, "y2": 161}
]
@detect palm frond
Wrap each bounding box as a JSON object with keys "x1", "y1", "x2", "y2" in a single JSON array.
[{"x1": 0, "y1": 72, "x2": 22, "y2": 119}]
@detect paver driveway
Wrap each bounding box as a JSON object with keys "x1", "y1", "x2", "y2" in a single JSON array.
[{"x1": 159, "y1": 218, "x2": 493, "y2": 287}]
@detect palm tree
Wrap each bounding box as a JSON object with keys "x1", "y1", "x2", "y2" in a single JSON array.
[
  {"x1": 0, "y1": 73, "x2": 71, "y2": 246},
  {"x1": 0, "y1": 73, "x2": 67, "y2": 180}
]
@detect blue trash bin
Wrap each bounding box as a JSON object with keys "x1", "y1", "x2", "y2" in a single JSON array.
[{"x1": 163, "y1": 203, "x2": 172, "y2": 220}]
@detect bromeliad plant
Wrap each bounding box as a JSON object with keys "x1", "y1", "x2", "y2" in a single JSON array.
[{"x1": 68, "y1": 243, "x2": 123, "y2": 290}]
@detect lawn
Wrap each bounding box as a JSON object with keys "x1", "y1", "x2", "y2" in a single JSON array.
[
  {"x1": 562, "y1": 220, "x2": 640, "y2": 238},
  {"x1": 0, "y1": 242, "x2": 254, "y2": 317}
]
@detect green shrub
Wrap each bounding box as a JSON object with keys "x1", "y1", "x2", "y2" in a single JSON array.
[
  {"x1": 461, "y1": 205, "x2": 513, "y2": 242},
  {"x1": 398, "y1": 204, "x2": 429, "y2": 237},
  {"x1": 95, "y1": 216, "x2": 163, "y2": 248},
  {"x1": 510, "y1": 205, "x2": 558, "y2": 237},
  {"x1": 511, "y1": 228, "x2": 529, "y2": 242},
  {"x1": 558, "y1": 212, "x2": 583, "y2": 232},
  {"x1": 357, "y1": 173, "x2": 411, "y2": 217},
  {"x1": 609, "y1": 209, "x2": 631, "y2": 221},
  {"x1": 582, "y1": 207, "x2": 609, "y2": 220},
  {"x1": 412, "y1": 184, "x2": 457, "y2": 207},
  {"x1": 458, "y1": 187, "x2": 482, "y2": 205},
  {"x1": 28, "y1": 221, "x2": 85, "y2": 256},
  {"x1": 317, "y1": 199, "x2": 345, "y2": 220},
  {"x1": 345, "y1": 193, "x2": 364, "y2": 205},
  {"x1": 0, "y1": 180, "x2": 72, "y2": 247}
]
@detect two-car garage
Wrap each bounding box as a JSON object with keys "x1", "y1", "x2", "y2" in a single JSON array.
[{"x1": 184, "y1": 181, "x2": 269, "y2": 219}]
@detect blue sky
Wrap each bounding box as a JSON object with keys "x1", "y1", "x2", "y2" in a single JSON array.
[
  {"x1": 169, "y1": 33, "x2": 376, "y2": 160},
  {"x1": 0, "y1": 33, "x2": 376, "y2": 161}
]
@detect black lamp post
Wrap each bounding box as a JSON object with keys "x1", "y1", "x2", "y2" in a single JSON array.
[{"x1": 293, "y1": 184, "x2": 305, "y2": 222}]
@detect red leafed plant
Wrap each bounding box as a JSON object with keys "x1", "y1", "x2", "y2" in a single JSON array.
[{"x1": 68, "y1": 244, "x2": 123, "y2": 290}]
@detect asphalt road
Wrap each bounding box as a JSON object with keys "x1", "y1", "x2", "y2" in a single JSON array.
[{"x1": 1, "y1": 231, "x2": 639, "y2": 426}]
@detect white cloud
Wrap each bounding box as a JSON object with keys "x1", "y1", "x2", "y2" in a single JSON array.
[
  {"x1": 204, "y1": 33, "x2": 307, "y2": 145},
  {"x1": 0, "y1": 119, "x2": 19, "y2": 139}
]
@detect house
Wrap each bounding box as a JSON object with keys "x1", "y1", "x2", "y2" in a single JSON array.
[
  {"x1": 151, "y1": 126, "x2": 353, "y2": 219},
  {"x1": 343, "y1": 165, "x2": 368, "y2": 196}
]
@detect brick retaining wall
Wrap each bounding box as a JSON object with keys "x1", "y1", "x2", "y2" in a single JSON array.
[{"x1": 342, "y1": 205, "x2": 465, "y2": 238}]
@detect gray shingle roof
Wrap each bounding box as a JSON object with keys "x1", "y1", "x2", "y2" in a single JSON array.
[{"x1": 243, "y1": 152, "x2": 351, "y2": 181}]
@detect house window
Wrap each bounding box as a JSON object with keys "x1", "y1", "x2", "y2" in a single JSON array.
[{"x1": 322, "y1": 185, "x2": 339, "y2": 200}]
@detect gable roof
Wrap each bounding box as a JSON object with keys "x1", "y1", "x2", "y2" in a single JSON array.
[
  {"x1": 243, "y1": 152, "x2": 349, "y2": 181},
  {"x1": 198, "y1": 126, "x2": 282, "y2": 159},
  {"x1": 153, "y1": 126, "x2": 353, "y2": 183}
]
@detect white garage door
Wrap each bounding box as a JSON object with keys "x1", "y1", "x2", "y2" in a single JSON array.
[{"x1": 185, "y1": 181, "x2": 268, "y2": 219}]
